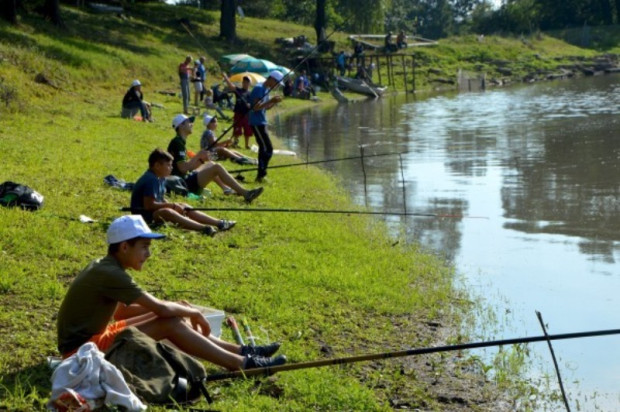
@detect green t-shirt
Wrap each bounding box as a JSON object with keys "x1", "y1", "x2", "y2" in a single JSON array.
[
  {"x1": 57, "y1": 255, "x2": 143, "y2": 354},
  {"x1": 167, "y1": 135, "x2": 187, "y2": 178}
]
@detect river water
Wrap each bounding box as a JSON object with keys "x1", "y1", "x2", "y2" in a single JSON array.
[{"x1": 278, "y1": 74, "x2": 620, "y2": 410}]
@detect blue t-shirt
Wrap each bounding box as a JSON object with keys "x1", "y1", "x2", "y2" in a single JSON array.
[
  {"x1": 249, "y1": 84, "x2": 270, "y2": 126},
  {"x1": 200, "y1": 129, "x2": 216, "y2": 151},
  {"x1": 197, "y1": 63, "x2": 206, "y2": 82},
  {"x1": 130, "y1": 169, "x2": 165, "y2": 222}
]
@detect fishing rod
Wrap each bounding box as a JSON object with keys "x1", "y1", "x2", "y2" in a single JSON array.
[
  {"x1": 181, "y1": 21, "x2": 342, "y2": 151},
  {"x1": 205, "y1": 327, "x2": 620, "y2": 382},
  {"x1": 121, "y1": 207, "x2": 483, "y2": 219},
  {"x1": 227, "y1": 150, "x2": 409, "y2": 174}
]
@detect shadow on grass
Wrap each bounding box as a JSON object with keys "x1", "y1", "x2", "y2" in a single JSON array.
[{"x1": 0, "y1": 362, "x2": 51, "y2": 410}]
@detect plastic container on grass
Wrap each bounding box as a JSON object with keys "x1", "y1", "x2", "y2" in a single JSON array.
[{"x1": 191, "y1": 305, "x2": 225, "y2": 338}]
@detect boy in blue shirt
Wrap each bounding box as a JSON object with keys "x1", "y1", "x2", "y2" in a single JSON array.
[
  {"x1": 249, "y1": 71, "x2": 284, "y2": 182},
  {"x1": 131, "y1": 148, "x2": 236, "y2": 235}
]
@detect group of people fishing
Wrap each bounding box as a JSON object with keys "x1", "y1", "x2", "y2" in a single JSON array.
[{"x1": 58, "y1": 66, "x2": 293, "y2": 403}]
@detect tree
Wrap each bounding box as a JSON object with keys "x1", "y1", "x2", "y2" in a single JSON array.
[
  {"x1": 220, "y1": 0, "x2": 237, "y2": 41},
  {"x1": 43, "y1": 0, "x2": 64, "y2": 27},
  {"x1": 0, "y1": 0, "x2": 18, "y2": 24},
  {"x1": 315, "y1": 0, "x2": 326, "y2": 42}
]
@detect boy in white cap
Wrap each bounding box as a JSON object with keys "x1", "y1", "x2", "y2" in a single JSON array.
[
  {"x1": 249, "y1": 70, "x2": 284, "y2": 182},
  {"x1": 121, "y1": 79, "x2": 152, "y2": 122},
  {"x1": 167, "y1": 114, "x2": 263, "y2": 201},
  {"x1": 57, "y1": 215, "x2": 285, "y2": 370},
  {"x1": 200, "y1": 115, "x2": 257, "y2": 166}
]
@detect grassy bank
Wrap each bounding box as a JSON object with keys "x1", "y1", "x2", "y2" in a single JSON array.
[{"x1": 0, "y1": 4, "x2": 569, "y2": 411}]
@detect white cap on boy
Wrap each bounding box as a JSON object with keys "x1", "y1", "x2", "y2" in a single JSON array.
[
  {"x1": 172, "y1": 114, "x2": 195, "y2": 129},
  {"x1": 203, "y1": 114, "x2": 216, "y2": 126},
  {"x1": 268, "y1": 70, "x2": 284, "y2": 84},
  {"x1": 107, "y1": 215, "x2": 165, "y2": 244}
]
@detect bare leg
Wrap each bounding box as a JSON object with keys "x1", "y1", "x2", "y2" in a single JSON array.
[
  {"x1": 196, "y1": 163, "x2": 247, "y2": 195},
  {"x1": 185, "y1": 209, "x2": 220, "y2": 226},
  {"x1": 136, "y1": 317, "x2": 244, "y2": 370},
  {"x1": 154, "y1": 209, "x2": 210, "y2": 231},
  {"x1": 208, "y1": 334, "x2": 242, "y2": 354}
]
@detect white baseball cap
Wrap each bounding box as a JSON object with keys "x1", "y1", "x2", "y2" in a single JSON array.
[
  {"x1": 203, "y1": 114, "x2": 216, "y2": 126},
  {"x1": 172, "y1": 114, "x2": 195, "y2": 129},
  {"x1": 131, "y1": 79, "x2": 141, "y2": 87},
  {"x1": 107, "y1": 215, "x2": 165, "y2": 244},
  {"x1": 268, "y1": 71, "x2": 284, "y2": 84}
]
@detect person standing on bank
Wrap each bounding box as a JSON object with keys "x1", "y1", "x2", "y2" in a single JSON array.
[
  {"x1": 249, "y1": 71, "x2": 284, "y2": 183},
  {"x1": 222, "y1": 73, "x2": 253, "y2": 149},
  {"x1": 178, "y1": 55, "x2": 193, "y2": 114}
]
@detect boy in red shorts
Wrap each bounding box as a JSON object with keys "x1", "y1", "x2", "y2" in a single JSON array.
[
  {"x1": 223, "y1": 74, "x2": 254, "y2": 149},
  {"x1": 56, "y1": 215, "x2": 285, "y2": 370}
]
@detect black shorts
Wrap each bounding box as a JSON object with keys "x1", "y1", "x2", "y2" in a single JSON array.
[{"x1": 184, "y1": 172, "x2": 202, "y2": 194}]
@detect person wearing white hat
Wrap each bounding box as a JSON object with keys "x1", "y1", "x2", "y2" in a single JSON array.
[
  {"x1": 121, "y1": 79, "x2": 152, "y2": 122},
  {"x1": 249, "y1": 70, "x2": 285, "y2": 182},
  {"x1": 200, "y1": 115, "x2": 257, "y2": 166},
  {"x1": 57, "y1": 215, "x2": 286, "y2": 370},
  {"x1": 167, "y1": 114, "x2": 264, "y2": 202}
]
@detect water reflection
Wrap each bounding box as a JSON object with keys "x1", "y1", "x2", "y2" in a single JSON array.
[{"x1": 280, "y1": 74, "x2": 620, "y2": 408}]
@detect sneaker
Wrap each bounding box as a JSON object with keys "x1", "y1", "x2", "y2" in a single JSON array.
[
  {"x1": 241, "y1": 342, "x2": 281, "y2": 357},
  {"x1": 223, "y1": 187, "x2": 235, "y2": 196},
  {"x1": 218, "y1": 220, "x2": 236, "y2": 231},
  {"x1": 243, "y1": 187, "x2": 264, "y2": 203},
  {"x1": 242, "y1": 354, "x2": 287, "y2": 370},
  {"x1": 202, "y1": 226, "x2": 217, "y2": 237}
]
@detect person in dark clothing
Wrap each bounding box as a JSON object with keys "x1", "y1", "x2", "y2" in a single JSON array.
[
  {"x1": 222, "y1": 74, "x2": 254, "y2": 149},
  {"x1": 122, "y1": 79, "x2": 152, "y2": 122},
  {"x1": 384, "y1": 31, "x2": 397, "y2": 52},
  {"x1": 283, "y1": 78, "x2": 293, "y2": 97},
  {"x1": 249, "y1": 71, "x2": 284, "y2": 182}
]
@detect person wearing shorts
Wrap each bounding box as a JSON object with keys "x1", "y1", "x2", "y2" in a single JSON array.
[
  {"x1": 56, "y1": 215, "x2": 286, "y2": 370},
  {"x1": 166, "y1": 114, "x2": 264, "y2": 201},
  {"x1": 223, "y1": 73, "x2": 253, "y2": 149}
]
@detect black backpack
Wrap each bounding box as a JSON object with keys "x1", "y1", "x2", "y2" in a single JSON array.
[
  {"x1": 0, "y1": 181, "x2": 44, "y2": 211},
  {"x1": 105, "y1": 327, "x2": 212, "y2": 406},
  {"x1": 164, "y1": 175, "x2": 189, "y2": 197}
]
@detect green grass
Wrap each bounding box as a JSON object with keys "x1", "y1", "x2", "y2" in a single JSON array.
[{"x1": 0, "y1": 3, "x2": 578, "y2": 410}]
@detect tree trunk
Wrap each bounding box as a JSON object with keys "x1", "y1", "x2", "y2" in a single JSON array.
[
  {"x1": 1, "y1": 0, "x2": 18, "y2": 24},
  {"x1": 44, "y1": 0, "x2": 64, "y2": 27},
  {"x1": 315, "y1": 0, "x2": 326, "y2": 43},
  {"x1": 220, "y1": 0, "x2": 237, "y2": 41}
]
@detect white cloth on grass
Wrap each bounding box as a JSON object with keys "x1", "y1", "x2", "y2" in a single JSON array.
[{"x1": 49, "y1": 342, "x2": 146, "y2": 411}]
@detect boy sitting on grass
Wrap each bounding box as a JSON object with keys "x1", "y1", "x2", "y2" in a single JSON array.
[
  {"x1": 168, "y1": 114, "x2": 263, "y2": 200},
  {"x1": 56, "y1": 215, "x2": 286, "y2": 370},
  {"x1": 200, "y1": 115, "x2": 257, "y2": 166},
  {"x1": 131, "y1": 148, "x2": 236, "y2": 236}
]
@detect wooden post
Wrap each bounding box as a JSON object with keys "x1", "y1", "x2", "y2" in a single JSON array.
[
  {"x1": 402, "y1": 55, "x2": 408, "y2": 94},
  {"x1": 387, "y1": 55, "x2": 392, "y2": 86},
  {"x1": 376, "y1": 55, "x2": 382, "y2": 86},
  {"x1": 411, "y1": 55, "x2": 416, "y2": 93}
]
